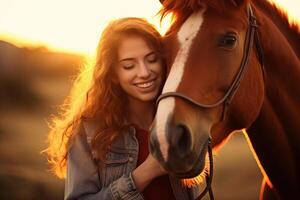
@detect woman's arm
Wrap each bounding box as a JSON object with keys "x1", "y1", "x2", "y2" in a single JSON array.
[
  {"x1": 131, "y1": 154, "x2": 166, "y2": 192},
  {"x1": 64, "y1": 124, "x2": 143, "y2": 200}
]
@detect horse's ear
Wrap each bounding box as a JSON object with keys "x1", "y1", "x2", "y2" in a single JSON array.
[
  {"x1": 229, "y1": 0, "x2": 249, "y2": 7},
  {"x1": 159, "y1": 0, "x2": 165, "y2": 4}
]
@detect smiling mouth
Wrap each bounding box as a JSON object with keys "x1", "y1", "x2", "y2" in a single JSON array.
[{"x1": 135, "y1": 80, "x2": 155, "y2": 88}]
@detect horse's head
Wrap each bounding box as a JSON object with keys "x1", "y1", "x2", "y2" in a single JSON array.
[{"x1": 150, "y1": 0, "x2": 265, "y2": 179}]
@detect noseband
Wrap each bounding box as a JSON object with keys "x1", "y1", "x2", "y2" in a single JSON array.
[{"x1": 156, "y1": 4, "x2": 264, "y2": 200}]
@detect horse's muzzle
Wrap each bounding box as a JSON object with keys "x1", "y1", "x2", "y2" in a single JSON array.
[{"x1": 149, "y1": 124, "x2": 210, "y2": 178}]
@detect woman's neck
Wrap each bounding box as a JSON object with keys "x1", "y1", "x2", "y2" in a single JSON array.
[{"x1": 126, "y1": 97, "x2": 156, "y2": 130}]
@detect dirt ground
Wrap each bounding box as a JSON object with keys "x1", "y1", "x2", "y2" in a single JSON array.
[{"x1": 0, "y1": 70, "x2": 262, "y2": 200}]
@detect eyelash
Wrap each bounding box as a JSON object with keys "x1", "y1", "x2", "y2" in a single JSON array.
[
  {"x1": 147, "y1": 55, "x2": 158, "y2": 63},
  {"x1": 123, "y1": 64, "x2": 134, "y2": 70},
  {"x1": 121, "y1": 54, "x2": 158, "y2": 70}
]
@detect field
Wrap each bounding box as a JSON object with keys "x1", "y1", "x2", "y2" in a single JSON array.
[{"x1": 0, "y1": 41, "x2": 262, "y2": 199}]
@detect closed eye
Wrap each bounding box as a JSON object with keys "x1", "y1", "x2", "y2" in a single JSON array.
[
  {"x1": 145, "y1": 52, "x2": 159, "y2": 63},
  {"x1": 120, "y1": 60, "x2": 135, "y2": 70}
]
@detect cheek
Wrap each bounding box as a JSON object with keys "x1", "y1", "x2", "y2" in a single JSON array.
[
  {"x1": 213, "y1": 45, "x2": 245, "y2": 87},
  {"x1": 116, "y1": 70, "x2": 133, "y2": 87},
  {"x1": 118, "y1": 78, "x2": 133, "y2": 95},
  {"x1": 154, "y1": 62, "x2": 164, "y2": 77}
]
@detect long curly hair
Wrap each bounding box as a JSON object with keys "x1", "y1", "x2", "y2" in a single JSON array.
[{"x1": 45, "y1": 17, "x2": 163, "y2": 178}]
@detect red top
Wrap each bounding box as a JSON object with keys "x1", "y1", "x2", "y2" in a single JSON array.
[{"x1": 133, "y1": 124, "x2": 175, "y2": 200}]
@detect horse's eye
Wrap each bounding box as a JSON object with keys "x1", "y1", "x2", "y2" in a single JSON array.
[{"x1": 218, "y1": 34, "x2": 237, "y2": 49}]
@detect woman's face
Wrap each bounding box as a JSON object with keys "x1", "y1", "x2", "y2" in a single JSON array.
[{"x1": 115, "y1": 35, "x2": 163, "y2": 102}]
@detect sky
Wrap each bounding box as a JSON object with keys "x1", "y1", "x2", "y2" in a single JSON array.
[{"x1": 0, "y1": 0, "x2": 299, "y2": 55}]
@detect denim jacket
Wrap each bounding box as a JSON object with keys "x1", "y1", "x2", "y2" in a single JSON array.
[{"x1": 64, "y1": 120, "x2": 202, "y2": 200}]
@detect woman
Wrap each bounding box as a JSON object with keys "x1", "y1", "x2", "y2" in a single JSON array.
[{"x1": 46, "y1": 17, "x2": 199, "y2": 200}]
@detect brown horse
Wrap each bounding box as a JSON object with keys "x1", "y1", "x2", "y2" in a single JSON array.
[{"x1": 149, "y1": 0, "x2": 300, "y2": 199}]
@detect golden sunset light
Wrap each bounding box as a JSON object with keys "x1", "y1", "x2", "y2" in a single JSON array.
[
  {"x1": 269, "y1": 0, "x2": 300, "y2": 24},
  {"x1": 1, "y1": 1, "x2": 299, "y2": 200},
  {"x1": 0, "y1": 0, "x2": 167, "y2": 55},
  {"x1": 0, "y1": 0, "x2": 299, "y2": 55}
]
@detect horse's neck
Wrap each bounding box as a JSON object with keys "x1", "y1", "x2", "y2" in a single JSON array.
[
  {"x1": 246, "y1": 5, "x2": 300, "y2": 198},
  {"x1": 253, "y1": 0, "x2": 300, "y2": 58}
]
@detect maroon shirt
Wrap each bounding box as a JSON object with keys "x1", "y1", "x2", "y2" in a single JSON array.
[{"x1": 133, "y1": 124, "x2": 175, "y2": 200}]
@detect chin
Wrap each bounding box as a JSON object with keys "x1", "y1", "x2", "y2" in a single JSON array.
[{"x1": 136, "y1": 92, "x2": 159, "y2": 102}]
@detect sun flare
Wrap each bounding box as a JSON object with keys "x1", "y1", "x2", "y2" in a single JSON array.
[
  {"x1": 0, "y1": 0, "x2": 171, "y2": 55},
  {"x1": 0, "y1": 0, "x2": 298, "y2": 55}
]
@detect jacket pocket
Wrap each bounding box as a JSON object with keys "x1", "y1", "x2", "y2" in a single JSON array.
[{"x1": 101, "y1": 149, "x2": 130, "y2": 187}]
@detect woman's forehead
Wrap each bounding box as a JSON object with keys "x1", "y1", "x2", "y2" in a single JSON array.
[{"x1": 118, "y1": 36, "x2": 153, "y2": 60}]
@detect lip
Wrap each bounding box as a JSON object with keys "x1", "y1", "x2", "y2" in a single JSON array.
[
  {"x1": 134, "y1": 78, "x2": 156, "y2": 85},
  {"x1": 171, "y1": 139, "x2": 209, "y2": 179},
  {"x1": 171, "y1": 149, "x2": 207, "y2": 179},
  {"x1": 134, "y1": 78, "x2": 158, "y2": 90},
  {"x1": 152, "y1": 138, "x2": 209, "y2": 179}
]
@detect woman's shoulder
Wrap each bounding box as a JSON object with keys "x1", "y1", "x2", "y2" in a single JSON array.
[
  {"x1": 72, "y1": 119, "x2": 137, "y2": 152},
  {"x1": 67, "y1": 119, "x2": 100, "y2": 160},
  {"x1": 80, "y1": 119, "x2": 134, "y2": 146},
  {"x1": 81, "y1": 118, "x2": 99, "y2": 141},
  {"x1": 67, "y1": 119, "x2": 96, "y2": 145}
]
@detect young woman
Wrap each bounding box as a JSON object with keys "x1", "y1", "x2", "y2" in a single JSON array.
[{"x1": 46, "y1": 17, "x2": 200, "y2": 200}]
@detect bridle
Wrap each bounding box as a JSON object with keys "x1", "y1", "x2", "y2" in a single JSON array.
[
  {"x1": 157, "y1": 4, "x2": 264, "y2": 121},
  {"x1": 156, "y1": 4, "x2": 264, "y2": 200}
]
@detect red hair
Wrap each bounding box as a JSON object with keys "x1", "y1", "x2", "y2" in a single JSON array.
[{"x1": 45, "y1": 17, "x2": 163, "y2": 178}]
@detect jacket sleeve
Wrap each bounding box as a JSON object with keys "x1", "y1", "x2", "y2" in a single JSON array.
[{"x1": 64, "y1": 123, "x2": 144, "y2": 200}]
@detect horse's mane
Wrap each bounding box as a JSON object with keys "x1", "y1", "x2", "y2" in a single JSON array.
[
  {"x1": 253, "y1": 0, "x2": 300, "y2": 58},
  {"x1": 159, "y1": 0, "x2": 300, "y2": 57},
  {"x1": 159, "y1": 0, "x2": 232, "y2": 35},
  {"x1": 159, "y1": 0, "x2": 253, "y2": 34}
]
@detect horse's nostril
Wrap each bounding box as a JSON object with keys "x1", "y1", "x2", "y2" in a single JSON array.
[{"x1": 171, "y1": 124, "x2": 192, "y2": 156}]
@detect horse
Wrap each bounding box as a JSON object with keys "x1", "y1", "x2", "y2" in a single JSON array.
[{"x1": 149, "y1": 0, "x2": 300, "y2": 199}]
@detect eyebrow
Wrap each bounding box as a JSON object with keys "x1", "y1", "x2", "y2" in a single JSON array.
[{"x1": 119, "y1": 51, "x2": 156, "y2": 62}]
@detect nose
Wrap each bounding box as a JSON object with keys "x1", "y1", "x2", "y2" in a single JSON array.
[
  {"x1": 137, "y1": 61, "x2": 151, "y2": 78},
  {"x1": 150, "y1": 122, "x2": 195, "y2": 174},
  {"x1": 170, "y1": 124, "x2": 192, "y2": 157}
]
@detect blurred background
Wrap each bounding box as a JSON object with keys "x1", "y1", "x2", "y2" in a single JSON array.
[{"x1": 0, "y1": 0, "x2": 299, "y2": 199}]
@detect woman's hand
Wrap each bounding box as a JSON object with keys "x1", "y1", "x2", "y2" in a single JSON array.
[{"x1": 131, "y1": 153, "x2": 167, "y2": 191}]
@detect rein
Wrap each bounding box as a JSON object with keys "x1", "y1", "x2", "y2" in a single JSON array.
[
  {"x1": 156, "y1": 4, "x2": 264, "y2": 200},
  {"x1": 195, "y1": 138, "x2": 214, "y2": 200}
]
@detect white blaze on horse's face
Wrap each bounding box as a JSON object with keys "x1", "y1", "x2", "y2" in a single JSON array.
[{"x1": 155, "y1": 9, "x2": 205, "y2": 161}]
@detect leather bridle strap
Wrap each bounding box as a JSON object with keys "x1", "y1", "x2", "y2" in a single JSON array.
[
  {"x1": 156, "y1": 5, "x2": 264, "y2": 121},
  {"x1": 196, "y1": 138, "x2": 214, "y2": 200},
  {"x1": 156, "y1": 4, "x2": 264, "y2": 200}
]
